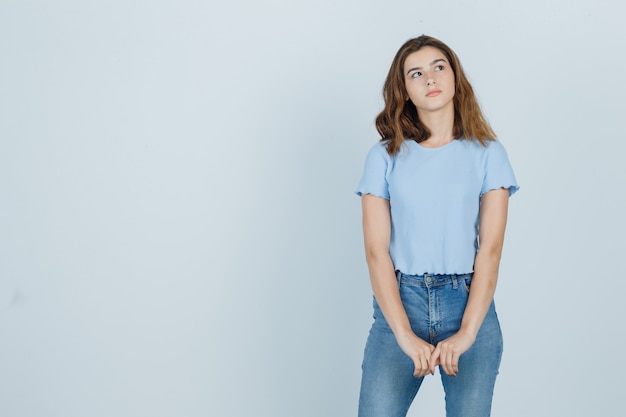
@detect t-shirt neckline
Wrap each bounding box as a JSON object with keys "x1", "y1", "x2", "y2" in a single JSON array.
[{"x1": 411, "y1": 138, "x2": 459, "y2": 151}]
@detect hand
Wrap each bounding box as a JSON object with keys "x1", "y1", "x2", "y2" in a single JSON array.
[
  {"x1": 430, "y1": 331, "x2": 476, "y2": 377},
  {"x1": 396, "y1": 332, "x2": 436, "y2": 378}
]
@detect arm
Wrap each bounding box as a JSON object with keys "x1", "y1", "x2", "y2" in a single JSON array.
[
  {"x1": 430, "y1": 188, "x2": 510, "y2": 376},
  {"x1": 362, "y1": 194, "x2": 435, "y2": 377}
]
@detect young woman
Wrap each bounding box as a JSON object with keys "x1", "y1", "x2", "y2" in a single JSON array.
[{"x1": 355, "y1": 35, "x2": 519, "y2": 417}]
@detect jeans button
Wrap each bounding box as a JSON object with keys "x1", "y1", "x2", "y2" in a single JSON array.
[{"x1": 425, "y1": 277, "x2": 431, "y2": 283}]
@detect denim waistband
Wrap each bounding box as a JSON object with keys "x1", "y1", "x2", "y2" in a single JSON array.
[{"x1": 396, "y1": 270, "x2": 473, "y2": 287}]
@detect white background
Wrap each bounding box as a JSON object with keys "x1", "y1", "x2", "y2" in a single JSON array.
[{"x1": 1, "y1": 0, "x2": 624, "y2": 416}]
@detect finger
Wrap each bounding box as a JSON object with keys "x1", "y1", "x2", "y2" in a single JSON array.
[
  {"x1": 417, "y1": 355, "x2": 429, "y2": 377},
  {"x1": 422, "y1": 354, "x2": 430, "y2": 373},
  {"x1": 414, "y1": 367, "x2": 427, "y2": 378},
  {"x1": 429, "y1": 347, "x2": 440, "y2": 374},
  {"x1": 412, "y1": 358, "x2": 421, "y2": 377},
  {"x1": 442, "y1": 350, "x2": 454, "y2": 376},
  {"x1": 445, "y1": 352, "x2": 458, "y2": 377},
  {"x1": 413, "y1": 361, "x2": 426, "y2": 378},
  {"x1": 440, "y1": 350, "x2": 448, "y2": 375},
  {"x1": 451, "y1": 354, "x2": 459, "y2": 376}
]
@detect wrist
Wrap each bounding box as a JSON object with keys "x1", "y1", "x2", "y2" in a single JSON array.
[
  {"x1": 457, "y1": 326, "x2": 478, "y2": 341},
  {"x1": 393, "y1": 327, "x2": 417, "y2": 341}
]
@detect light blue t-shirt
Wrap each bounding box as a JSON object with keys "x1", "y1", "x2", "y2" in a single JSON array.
[{"x1": 356, "y1": 139, "x2": 519, "y2": 275}]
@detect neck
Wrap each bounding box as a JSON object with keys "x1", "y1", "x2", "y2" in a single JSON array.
[{"x1": 418, "y1": 104, "x2": 455, "y2": 147}]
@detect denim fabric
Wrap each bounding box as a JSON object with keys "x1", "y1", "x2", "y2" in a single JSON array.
[{"x1": 358, "y1": 272, "x2": 503, "y2": 417}]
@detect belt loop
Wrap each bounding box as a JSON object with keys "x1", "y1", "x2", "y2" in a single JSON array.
[{"x1": 452, "y1": 274, "x2": 458, "y2": 289}]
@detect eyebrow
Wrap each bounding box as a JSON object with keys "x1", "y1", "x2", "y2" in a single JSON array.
[{"x1": 406, "y1": 58, "x2": 447, "y2": 75}]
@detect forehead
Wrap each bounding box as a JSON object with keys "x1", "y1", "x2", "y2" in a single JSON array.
[{"x1": 403, "y1": 46, "x2": 447, "y2": 71}]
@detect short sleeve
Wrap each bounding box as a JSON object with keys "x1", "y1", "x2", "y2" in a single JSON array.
[
  {"x1": 481, "y1": 140, "x2": 519, "y2": 197},
  {"x1": 355, "y1": 143, "x2": 391, "y2": 199}
]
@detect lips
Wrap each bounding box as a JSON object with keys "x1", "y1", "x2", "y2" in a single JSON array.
[{"x1": 426, "y1": 89, "x2": 442, "y2": 97}]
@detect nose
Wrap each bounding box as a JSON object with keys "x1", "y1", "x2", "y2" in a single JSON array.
[{"x1": 426, "y1": 77, "x2": 436, "y2": 86}]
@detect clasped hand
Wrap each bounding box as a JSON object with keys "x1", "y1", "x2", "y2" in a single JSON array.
[{"x1": 397, "y1": 331, "x2": 476, "y2": 377}]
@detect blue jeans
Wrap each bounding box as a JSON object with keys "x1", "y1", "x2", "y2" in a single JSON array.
[{"x1": 358, "y1": 272, "x2": 503, "y2": 417}]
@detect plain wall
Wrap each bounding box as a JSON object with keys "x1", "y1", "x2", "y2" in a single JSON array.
[{"x1": 1, "y1": 0, "x2": 624, "y2": 416}]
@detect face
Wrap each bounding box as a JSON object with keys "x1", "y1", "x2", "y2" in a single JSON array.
[{"x1": 403, "y1": 46, "x2": 455, "y2": 114}]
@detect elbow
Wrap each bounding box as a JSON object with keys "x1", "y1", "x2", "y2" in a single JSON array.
[
  {"x1": 476, "y1": 243, "x2": 503, "y2": 265},
  {"x1": 365, "y1": 246, "x2": 390, "y2": 267},
  {"x1": 479, "y1": 244, "x2": 503, "y2": 259}
]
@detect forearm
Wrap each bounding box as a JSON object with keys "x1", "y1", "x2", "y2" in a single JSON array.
[
  {"x1": 459, "y1": 188, "x2": 510, "y2": 338},
  {"x1": 367, "y1": 253, "x2": 413, "y2": 338},
  {"x1": 460, "y1": 249, "x2": 501, "y2": 338}
]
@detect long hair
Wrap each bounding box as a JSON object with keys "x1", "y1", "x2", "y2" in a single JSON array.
[{"x1": 376, "y1": 35, "x2": 496, "y2": 156}]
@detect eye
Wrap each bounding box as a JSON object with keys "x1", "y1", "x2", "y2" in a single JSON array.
[
  {"x1": 411, "y1": 71, "x2": 422, "y2": 78},
  {"x1": 435, "y1": 65, "x2": 444, "y2": 71}
]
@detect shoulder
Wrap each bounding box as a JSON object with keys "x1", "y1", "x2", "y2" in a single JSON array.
[
  {"x1": 460, "y1": 138, "x2": 501, "y2": 150},
  {"x1": 460, "y1": 138, "x2": 509, "y2": 158},
  {"x1": 484, "y1": 139, "x2": 512, "y2": 161},
  {"x1": 368, "y1": 140, "x2": 392, "y2": 155},
  {"x1": 485, "y1": 139, "x2": 508, "y2": 152},
  {"x1": 363, "y1": 140, "x2": 393, "y2": 163}
]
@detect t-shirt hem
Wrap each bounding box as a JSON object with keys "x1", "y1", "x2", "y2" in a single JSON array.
[
  {"x1": 355, "y1": 190, "x2": 390, "y2": 199},
  {"x1": 395, "y1": 269, "x2": 474, "y2": 276},
  {"x1": 480, "y1": 184, "x2": 520, "y2": 197}
]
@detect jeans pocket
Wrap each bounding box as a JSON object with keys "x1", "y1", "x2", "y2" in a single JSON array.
[{"x1": 459, "y1": 277, "x2": 471, "y2": 294}]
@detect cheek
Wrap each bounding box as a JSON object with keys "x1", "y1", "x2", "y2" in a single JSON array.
[
  {"x1": 405, "y1": 83, "x2": 421, "y2": 99},
  {"x1": 445, "y1": 73, "x2": 455, "y2": 87}
]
